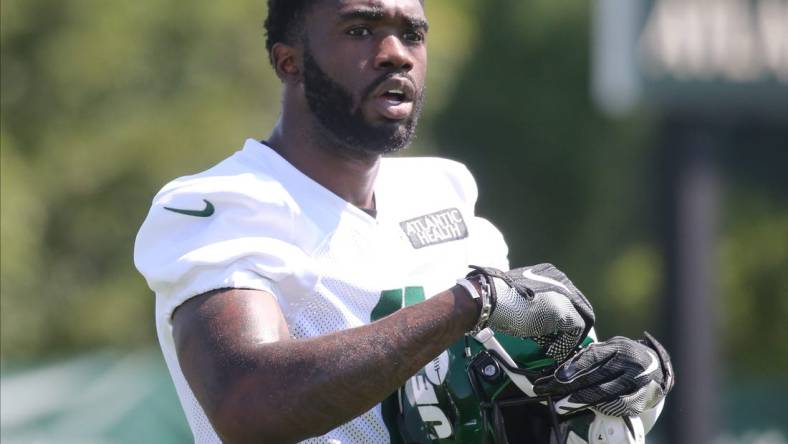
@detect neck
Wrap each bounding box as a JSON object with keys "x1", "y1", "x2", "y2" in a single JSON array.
[{"x1": 266, "y1": 111, "x2": 381, "y2": 211}]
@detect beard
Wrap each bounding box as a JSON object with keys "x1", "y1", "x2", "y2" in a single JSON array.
[{"x1": 302, "y1": 46, "x2": 424, "y2": 154}]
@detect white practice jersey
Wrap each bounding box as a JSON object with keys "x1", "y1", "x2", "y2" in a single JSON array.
[{"x1": 134, "y1": 139, "x2": 509, "y2": 443}]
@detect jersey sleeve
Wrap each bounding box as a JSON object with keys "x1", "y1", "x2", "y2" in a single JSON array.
[
  {"x1": 466, "y1": 216, "x2": 510, "y2": 271},
  {"x1": 133, "y1": 173, "x2": 318, "y2": 323},
  {"x1": 446, "y1": 162, "x2": 510, "y2": 271}
]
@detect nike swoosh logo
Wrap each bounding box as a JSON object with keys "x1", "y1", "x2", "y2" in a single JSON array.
[
  {"x1": 554, "y1": 396, "x2": 588, "y2": 413},
  {"x1": 164, "y1": 199, "x2": 215, "y2": 217},
  {"x1": 521, "y1": 269, "x2": 570, "y2": 292},
  {"x1": 636, "y1": 349, "x2": 660, "y2": 378}
]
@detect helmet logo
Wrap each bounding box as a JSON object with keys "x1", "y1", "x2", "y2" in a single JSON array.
[
  {"x1": 425, "y1": 351, "x2": 450, "y2": 385},
  {"x1": 403, "y1": 351, "x2": 453, "y2": 439}
]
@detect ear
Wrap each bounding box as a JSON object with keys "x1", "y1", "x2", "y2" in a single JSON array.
[{"x1": 271, "y1": 42, "x2": 302, "y2": 83}]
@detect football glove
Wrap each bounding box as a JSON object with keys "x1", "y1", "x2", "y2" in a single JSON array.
[
  {"x1": 534, "y1": 332, "x2": 675, "y2": 417},
  {"x1": 462, "y1": 263, "x2": 595, "y2": 361}
]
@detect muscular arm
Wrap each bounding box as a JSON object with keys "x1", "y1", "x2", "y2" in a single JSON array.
[{"x1": 172, "y1": 286, "x2": 478, "y2": 443}]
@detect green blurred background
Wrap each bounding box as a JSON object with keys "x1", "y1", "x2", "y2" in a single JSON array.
[{"x1": 1, "y1": 0, "x2": 786, "y2": 443}]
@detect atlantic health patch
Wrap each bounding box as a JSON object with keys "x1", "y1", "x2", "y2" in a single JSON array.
[{"x1": 400, "y1": 208, "x2": 468, "y2": 249}]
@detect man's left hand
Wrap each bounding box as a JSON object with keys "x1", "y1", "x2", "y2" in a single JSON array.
[{"x1": 534, "y1": 332, "x2": 674, "y2": 417}]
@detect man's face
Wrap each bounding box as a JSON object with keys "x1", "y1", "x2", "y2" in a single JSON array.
[{"x1": 301, "y1": 0, "x2": 428, "y2": 154}]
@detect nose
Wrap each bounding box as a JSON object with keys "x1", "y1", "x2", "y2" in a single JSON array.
[{"x1": 373, "y1": 34, "x2": 414, "y2": 72}]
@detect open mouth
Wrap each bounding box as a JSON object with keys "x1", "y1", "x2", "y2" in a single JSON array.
[
  {"x1": 382, "y1": 89, "x2": 407, "y2": 105},
  {"x1": 371, "y1": 78, "x2": 416, "y2": 120}
]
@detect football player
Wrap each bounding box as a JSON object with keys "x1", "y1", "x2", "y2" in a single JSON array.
[{"x1": 134, "y1": 1, "x2": 673, "y2": 442}]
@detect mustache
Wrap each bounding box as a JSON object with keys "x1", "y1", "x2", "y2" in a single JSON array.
[{"x1": 361, "y1": 71, "x2": 418, "y2": 100}]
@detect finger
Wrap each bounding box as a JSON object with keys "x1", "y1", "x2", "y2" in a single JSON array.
[
  {"x1": 531, "y1": 263, "x2": 595, "y2": 328},
  {"x1": 533, "y1": 360, "x2": 614, "y2": 396},
  {"x1": 543, "y1": 331, "x2": 582, "y2": 361},
  {"x1": 554, "y1": 341, "x2": 617, "y2": 379},
  {"x1": 598, "y1": 380, "x2": 665, "y2": 416},
  {"x1": 533, "y1": 375, "x2": 561, "y2": 396},
  {"x1": 595, "y1": 385, "x2": 653, "y2": 417},
  {"x1": 531, "y1": 290, "x2": 581, "y2": 333},
  {"x1": 534, "y1": 347, "x2": 621, "y2": 396},
  {"x1": 555, "y1": 379, "x2": 633, "y2": 415}
]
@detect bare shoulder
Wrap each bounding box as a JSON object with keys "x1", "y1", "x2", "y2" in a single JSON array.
[{"x1": 172, "y1": 288, "x2": 290, "y2": 351}]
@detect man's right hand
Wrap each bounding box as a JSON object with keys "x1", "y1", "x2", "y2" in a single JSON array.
[{"x1": 462, "y1": 263, "x2": 595, "y2": 361}]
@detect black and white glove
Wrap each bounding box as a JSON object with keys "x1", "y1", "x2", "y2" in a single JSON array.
[
  {"x1": 459, "y1": 263, "x2": 595, "y2": 361},
  {"x1": 534, "y1": 332, "x2": 675, "y2": 417}
]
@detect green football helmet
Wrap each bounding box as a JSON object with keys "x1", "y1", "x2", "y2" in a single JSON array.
[{"x1": 394, "y1": 329, "x2": 645, "y2": 444}]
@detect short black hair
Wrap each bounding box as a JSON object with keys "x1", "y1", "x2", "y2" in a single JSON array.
[{"x1": 264, "y1": 0, "x2": 312, "y2": 62}]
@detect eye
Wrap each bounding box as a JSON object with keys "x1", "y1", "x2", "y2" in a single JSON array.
[
  {"x1": 347, "y1": 26, "x2": 372, "y2": 37},
  {"x1": 403, "y1": 30, "x2": 425, "y2": 43}
]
